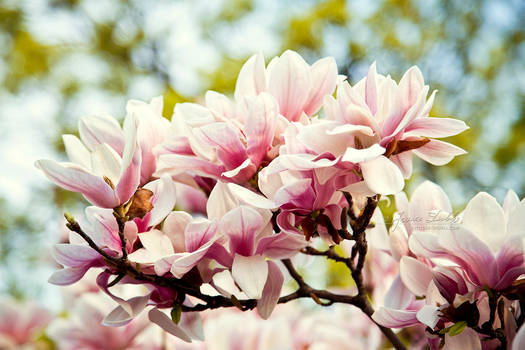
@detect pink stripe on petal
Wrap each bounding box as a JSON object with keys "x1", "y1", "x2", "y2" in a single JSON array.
[
  {"x1": 35, "y1": 160, "x2": 118, "y2": 208},
  {"x1": 405, "y1": 117, "x2": 469, "y2": 138}
]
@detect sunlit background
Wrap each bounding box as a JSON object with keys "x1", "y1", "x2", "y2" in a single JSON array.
[{"x1": 0, "y1": 0, "x2": 524, "y2": 342}]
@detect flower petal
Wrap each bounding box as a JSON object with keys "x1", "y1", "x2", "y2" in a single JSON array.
[
  {"x1": 148, "y1": 308, "x2": 192, "y2": 343},
  {"x1": 35, "y1": 159, "x2": 118, "y2": 208},
  {"x1": 461, "y1": 192, "x2": 506, "y2": 253},
  {"x1": 257, "y1": 261, "x2": 284, "y2": 319},
  {"x1": 232, "y1": 254, "x2": 268, "y2": 299},
  {"x1": 221, "y1": 206, "x2": 263, "y2": 256},
  {"x1": 361, "y1": 156, "x2": 404, "y2": 195},
  {"x1": 399, "y1": 256, "x2": 433, "y2": 296},
  {"x1": 412, "y1": 139, "x2": 466, "y2": 166}
]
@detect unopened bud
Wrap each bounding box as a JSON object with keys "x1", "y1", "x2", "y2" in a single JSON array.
[
  {"x1": 170, "y1": 304, "x2": 182, "y2": 324},
  {"x1": 64, "y1": 212, "x2": 75, "y2": 225},
  {"x1": 127, "y1": 188, "x2": 154, "y2": 219}
]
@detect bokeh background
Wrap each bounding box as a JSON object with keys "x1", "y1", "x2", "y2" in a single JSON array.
[{"x1": 0, "y1": 0, "x2": 524, "y2": 338}]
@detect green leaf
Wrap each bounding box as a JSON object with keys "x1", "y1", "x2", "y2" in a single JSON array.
[
  {"x1": 449, "y1": 321, "x2": 467, "y2": 336},
  {"x1": 171, "y1": 304, "x2": 182, "y2": 324}
]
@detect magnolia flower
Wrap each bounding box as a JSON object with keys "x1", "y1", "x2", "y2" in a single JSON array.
[
  {"x1": 36, "y1": 114, "x2": 141, "y2": 208},
  {"x1": 204, "y1": 182, "x2": 307, "y2": 318},
  {"x1": 234, "y1": 50, "x2": 338, "y2": 122},
  {"x1": 0, "y1": 299, "x2": 51, "y2": 349},
  {"x1": 36, "y1": 97, "x2": 171, "y2": 208},
  {"x1": 436, "y1": 191, "x2": 525, "y2": 290},
  {"x1": 128, "y1": 211, "x2": 230, "y2": 279},
  {"x1": 284, "y1": 63, "x2": 468, "y2": 195},
  {"x1": 155, "y1": 92, "x2": 279, "y2": 184},
  {"x1": 258, "y1": 163, "x2": 347, "y2": 244}
]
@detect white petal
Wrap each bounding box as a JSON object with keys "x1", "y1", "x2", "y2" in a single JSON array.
[{"x1": 232, "y1": 254, "x2": 268, "y2": 299}]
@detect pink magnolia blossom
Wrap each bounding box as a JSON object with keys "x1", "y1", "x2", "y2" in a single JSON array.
[
  {"x1": 0, "y1": 299, "x2": 51, "y2": 349},
  {"x1": 203, "y1": 182, "x2": 307, "y2": 318},
  {"x1": 436, "y1": 191, "x2": 525, "y2": 290},
  {"x1": 234, "y1": 50, "x2": 338, "y2": 122},
  {"x1": 155, "y1": 92, "x2": 279, "y2": 184},
  {"x1": 258, "y1": 161, "x2": 347, "y2": 244},
  {"x1": 36, "y1": 97, "x2": 171, "y2": 208},
  {"x1": 36, "y1": 114, "x2": 141, "y2": 208},
  {"x1": 282, "y1": 63, "x2": 468, "y2": 195},
  {"x1": 127, "y1": 211, "x2": 230, "y2": 279}
]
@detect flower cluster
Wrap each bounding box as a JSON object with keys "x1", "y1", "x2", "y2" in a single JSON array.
[
  {"x1": 35, "y1": 50, "x2": 525, "y2": 348},
  {"x1": 371, "y1": 181, "x2": 525, "y2": 348}
]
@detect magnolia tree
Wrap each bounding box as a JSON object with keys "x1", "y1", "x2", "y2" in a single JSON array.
[{"x1": 35, "y1": 50, "x2": 525, "y2": 349}]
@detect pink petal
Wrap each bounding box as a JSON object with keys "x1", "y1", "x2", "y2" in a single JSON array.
[
  {"x1": 390, "y1": 151, "x2": 413, "y2": 179},
  {"x1": 234, "y1": 52, "x2": 267, "y2": 100},
  {"x1": 461, "y1": 192, "x2": 506, "y2": 253},
  {"x1": 244, "y1": 92, "x2": 278, "y2": 166},
  {"x1": 256, "y1": 231, "x2": 307, "y2": 259},
  {"x1": 397, "y1": 66, "x2": 425, "y2": 112},
  {"x1": 408, "y1": 232, "x2": 447, "y2": 259},
  {"x1": 116, "y1": 115, "x2": 141, "y2": 204},
  {"x1": 220, "y1": 158, "x2": 257, "y2": 183},
  {"x1": 372, "y1": 307, "x2": 419, "y2": 328},
  {"x1": 78, "y1": 115, "x2": 124, "y2": 154},
  {"x1": 35, "y1": 160, "x2": 118, "y2": 208},
  {"x1": 221, "y1": 206, "x2": 263, "y2": 256},
  {"x1": 384, "y1": 275, "x2": 413, "y2": 310},
  {"x1": 102, "y1": 294, "x2": 150, "y2": 327},
  {"x1": 340, "y1": 143, "x2": 385, "y2": 164},
  {"x1": 257, "y1": 261, "x2": 284, "y2": 319},
  {"x1": 185, "y1": 219, "x2": 218, "y2": 252},
  {"x1": 170, "y1": 241, "x2": 215, "y2": 278},
  {"x1": 143, "y1": 175, "x2": 177, "y2": 227},
  {"x1": 232, "y1": 253, "x2": 269, "y2": 299},
  {"x1": 48, "y1": 266, "x2": 90, "y2": 285},
  {"x1": 53, "y1": 244, "x2": 101, "y2": 267},
  {"x1": 156, "y1": 154, "x2": 224, "y2": 179},
  {"x1": 413, "y1": 139, "x2": 466, "y2": 166},
  {"x1": 409, "y1": 180, "x2": 452, "y2": 225},
  {"x1": 361, "y1": 156, "x2": 404, "y2": 195},
  {"x1": 193, "y1": 122, "x2": 248, "y2": 169},
  {"x1": 405, "y1": 117, "x2": 469, "y2": 138},
  {"x1": 439, "y1": 227, "x2": 498, "y2": 288},
  {"x1": 148, "y1": 308, "x2": 192, "y2": 343},
  {"x1": 399, "y1": 256, "x2": 433, "y2": 296},
  {"x1": 137, "y1": 229, "x2": 174, "y2": 257},
  {"x1": 162, "y1": 211, "x2": 193, "y2": 252},
  {"x1": 179, "y1": 307, "x2": 204, "y2": 341},
  {"x1": 206, "y1": 91, "x2": 235, "y2": 119},
  {"x1": 303, "y1": 56, "x2": 338, "y2": 116},
  {"x1": 268, "y1": 50, "x2": 311, "y2": 122},
  {"x1": 389, "y1": 222, "x2": 409, "y2": 261},
  {"x1": 225, "y1": 182, "x2": 277, "y2": 209},
  {"x1": 275, "y1": 178, "x2": 317, "y2": 213},
  {"x1": 365, "y1": 62, "x2": 378, "y2": 115}
]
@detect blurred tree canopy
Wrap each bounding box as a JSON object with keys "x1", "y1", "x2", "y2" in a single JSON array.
[{"x1": 0, "y1": 0, "x2": 524, "y2": 297}]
